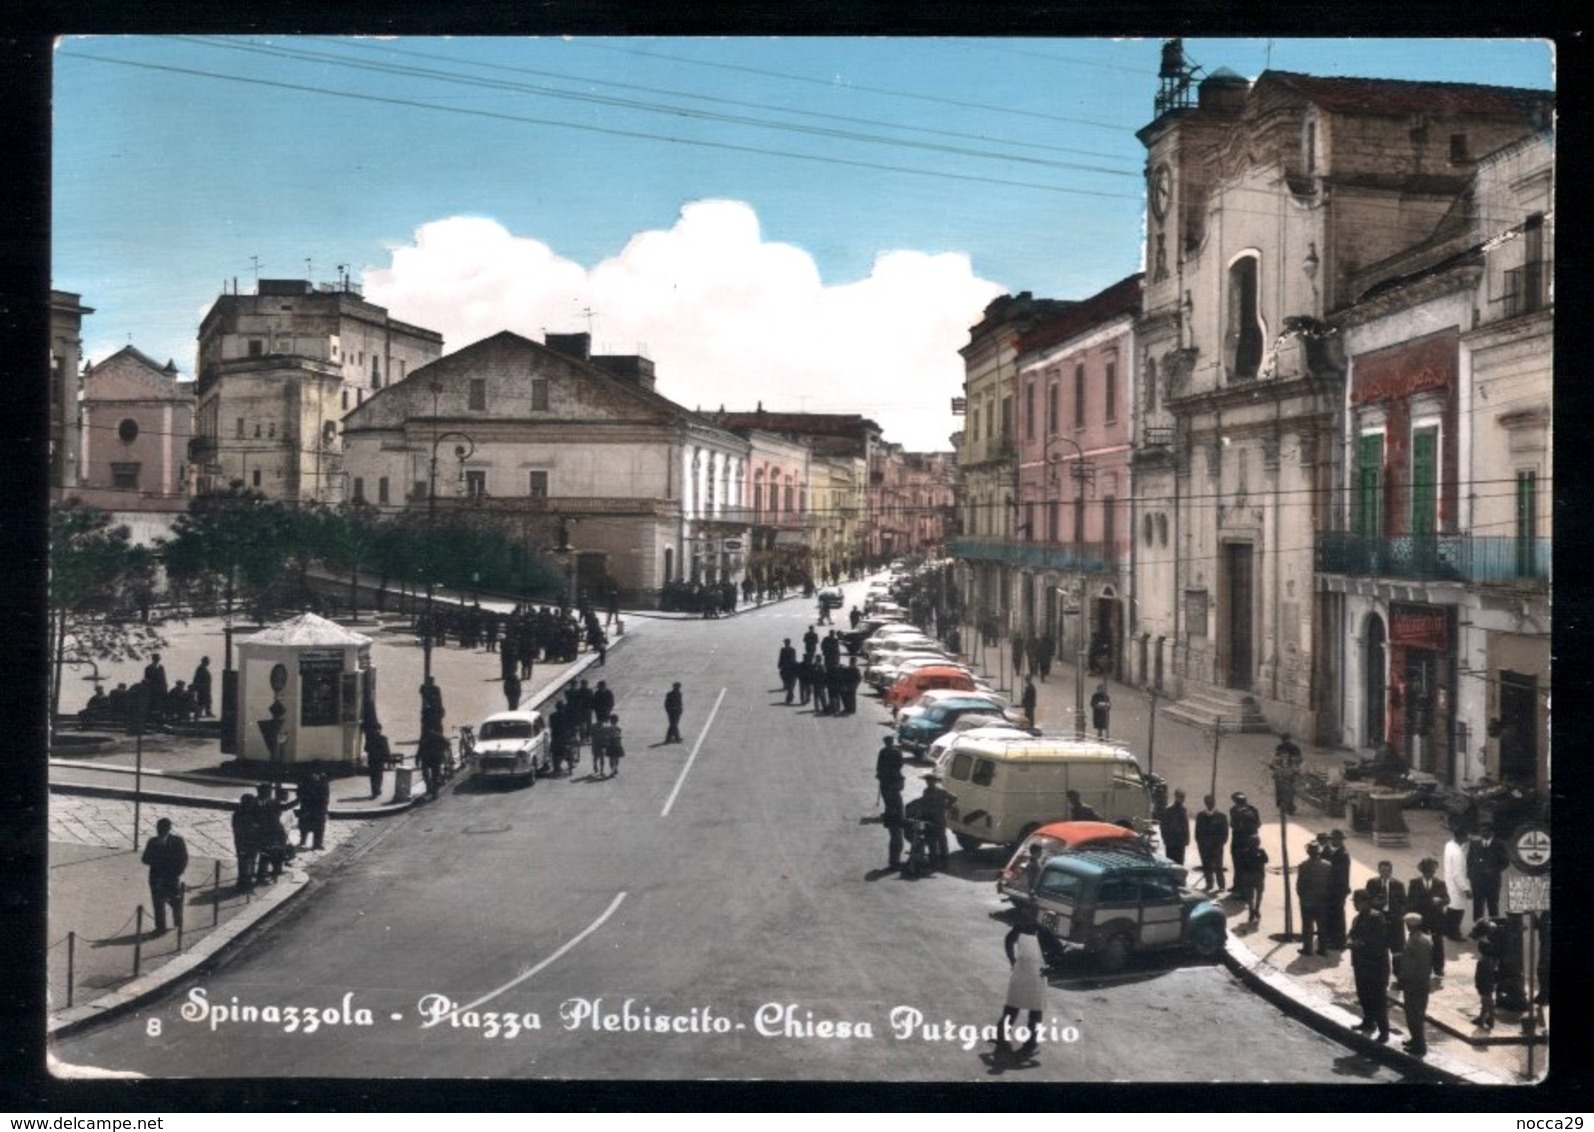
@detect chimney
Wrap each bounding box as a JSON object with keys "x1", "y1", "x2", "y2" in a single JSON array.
[
  {"x1": 545, "y1": 332, "x2": 592, "y2": 362},
  {"x1": 592, "y1": 353, "x2": 656, "y2": 392}
]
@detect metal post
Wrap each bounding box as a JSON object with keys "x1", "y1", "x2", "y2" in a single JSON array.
[
  {"x1": 1525, "y1": 911, "x2": 1538, "y2": 1080},
  {"x1": 1208, "y1": 719, "x2": 1223, "y2": 801},
  {"x1": 1075, "y1": 615, "x2": 1086, "y2": 740},
  {"x1": 66, "y1": 931, "x2": 75, "y2": 1009},
  {"x1": 131, "y1": 687, "x2": 146, "y2": 851},
  {"x1": 133, "y1": 906, "x2": 143, "y2": 977},
  {"x1": 1271, "y1": 807, "x2": 1297, "y2": 942},
  {"x1": 213, "y1": 861, "x2": 221, "y2": 928},
  {"x1": 1147, "y1": 687, "x2": 1160, "y2": 775}
]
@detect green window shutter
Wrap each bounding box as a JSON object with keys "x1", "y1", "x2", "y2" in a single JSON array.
[
  {"x1": 1410, "y1": 427, "x2": 1438, "y2": 536},
  {"x1": 1355, "y1": 434, "x2": 1384, "y2": 538}
]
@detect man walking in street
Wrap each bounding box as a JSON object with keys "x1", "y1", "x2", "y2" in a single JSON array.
[
  {"x1": 503, "y1": 670, "x2": 522, "y2": 712},
  {"x1": 778, "y1": 638, "x2": 798, "y2": 704},
  {"x1": 875, "y1": 736, "x2": 906, "y2": 871},
  {"x1": 1296, "y1": 840, "x2": 1331, "y2": 956},
  {"x1": 1090, "y1": 683, "x2": 1111, "y2": 738},
  {"x1": 141, "y1": 817, "x2": 188, "y2": 935},
  {"x1": 296, "y1": 773, "x2": 330, "y2": 850},
  {"x1": 664, "y1": 682, "x2": 684, "y2": 743},
  {"x1": 191, "y1": 656, "x2": 214, "y2": 717},
  {"x1": 418, "y1": 725, "x2": 449, "y2": 801},
  {"x1": 1194, "y1": 794, "x2": 1229, "y2": 892},
  {"x1": 1021, "y1": 678, "x2": 1038, "y2": 728},
  {"x1": 1365, "y1": 859, "x2": 1407, "y2": 957}
]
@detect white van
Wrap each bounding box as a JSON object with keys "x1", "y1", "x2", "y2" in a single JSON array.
[{"x1": 936, "y1": 734, "x2": 1156, "y2": 851}]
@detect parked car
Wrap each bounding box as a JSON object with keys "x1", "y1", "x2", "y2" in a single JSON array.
[
  {"x1": 866, "y1": 651, "x2": 958, "y2": 689},
  {"x1": 473, "y1": 710, "x2": 553, "y2": 786},
  {"x1": 895, "y1": 687, "x2": 1011, "y2": 725},
  {"x1": 883, "y1": 667, "x2": 988, "y2": 711},
  {"x1": 1027, "y1": 846, "x2": 1225, "y2": 971},
  {"x1": 896, "y1": 696, "x2": 1027, "y2": 752},
  {"x1": 996, "y1": 820, "x2": 1158, "y2": 908}
]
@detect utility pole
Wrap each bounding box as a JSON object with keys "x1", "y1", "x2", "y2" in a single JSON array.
[
  {"x1": 1208, "y1": 718, "x2": 1223, "y2": 801},
  {"x1": 1147, "y1": 686, "x2": 1160, "y2": 774}
]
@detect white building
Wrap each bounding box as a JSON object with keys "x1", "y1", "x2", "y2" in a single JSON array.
[{"x1": 340, "y1": 330, "x2": 749, "y2": 606}]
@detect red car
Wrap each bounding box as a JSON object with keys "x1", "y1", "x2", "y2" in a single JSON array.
[{"x1": 996, "y1": 820, "x2": 1158, "y2": 908}]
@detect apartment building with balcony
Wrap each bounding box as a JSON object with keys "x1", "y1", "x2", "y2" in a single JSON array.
[
  {"x1": 951, "y1": 292, "x2": 1071, "y2": 634},
  {"x1": 1136, "y1": 43, "x2": 1549, "y2": 739},
  {"x1": 1013, "y1": 273, "x2": 1140, "y2": 679}
]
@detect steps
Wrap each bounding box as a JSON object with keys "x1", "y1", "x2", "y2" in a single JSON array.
[{"x1": 1161, "y1": 687, "x2": 1272, "y2": 734}]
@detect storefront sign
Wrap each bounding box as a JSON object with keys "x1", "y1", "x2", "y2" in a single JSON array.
[
  {"x1": 1350, "y1": 331, "x2": 1457, "y2": 406},
  {"x1": 1390, "y1": 603, "x2": 1449, "y2": 651}
]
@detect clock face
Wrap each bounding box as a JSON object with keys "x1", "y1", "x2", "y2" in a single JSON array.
[{"x1": 1150, "y1": 164, "x2": 1172, "y2": 222}]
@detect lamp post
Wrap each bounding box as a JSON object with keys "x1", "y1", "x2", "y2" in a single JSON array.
[
  {"x1": 1046, "y1": 433, "x2": 1094, "y2": 740},
  {"x1": 421, "y1": 415, "x2": 477, "y2": 689}
]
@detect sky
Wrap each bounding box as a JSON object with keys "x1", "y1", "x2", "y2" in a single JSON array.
[{"x1": 52, "y1": 36, "x2": 1555, "y2": 451}]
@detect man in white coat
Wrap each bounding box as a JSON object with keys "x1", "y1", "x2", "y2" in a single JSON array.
[{"x1": 1442, "y1": 825, "x2": 1471, "y2": 942}]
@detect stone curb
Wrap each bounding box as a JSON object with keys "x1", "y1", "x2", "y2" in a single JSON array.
[
  {"x1": 45, "y1": 631, "x2": 629, "y2": 1040},
  {"x1": 47, "y1": 865, "x2": 312, "y2": 1039},
  {"x1": 1218, "y1": 935, "x2": 1517, "y2": 1085}
]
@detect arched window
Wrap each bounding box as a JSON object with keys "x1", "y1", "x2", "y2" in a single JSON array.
[{"x1": 1226, "y1": 253, "x2": 1265, "y2": 380}]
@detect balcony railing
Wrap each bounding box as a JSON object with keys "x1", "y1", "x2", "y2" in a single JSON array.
[
  {"x1": 1501, "y1": 259, "x2": 1551, "y2": 319},
  {"x1": 949, "y1": 536, "x2": 1118, "y2": 573},
  {"x1": 1315, "y1": 531, "x2": 1550, "y2": 585}
]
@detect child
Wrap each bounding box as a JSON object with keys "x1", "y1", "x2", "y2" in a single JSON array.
[
  {"x1": 1473, "y1": 932, "x2": 1499, "y2": 1029},
  {"x1": 1239, "y1": 834, "x2": 1269, "y2": 923}
]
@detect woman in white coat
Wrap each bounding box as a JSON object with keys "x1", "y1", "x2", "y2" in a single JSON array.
[{"x1": 995, "y1": 911, "x2": 1048, "y2": 1060}]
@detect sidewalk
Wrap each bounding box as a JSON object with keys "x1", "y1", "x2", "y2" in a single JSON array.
[
  {"x1": 952, "y1": 636, "x2": 1549, "y2": 1085},
  {"x1": 47, "y1": 605, "x2": 631, "y2": 1036}
]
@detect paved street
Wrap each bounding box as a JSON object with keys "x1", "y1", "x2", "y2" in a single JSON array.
[{"x1": 51, "y1": 581, "x2": 1411, "y2": 1084}]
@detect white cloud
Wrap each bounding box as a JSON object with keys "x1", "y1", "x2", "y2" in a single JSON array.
[{"x1": 362, "y1": 201, "x2": 1003, "y2": 450}]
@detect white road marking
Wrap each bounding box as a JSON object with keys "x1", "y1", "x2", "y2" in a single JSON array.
[
  {"x1": 660, "y1": 686, "x2": 727, "y2": 818},
  {"x1": 420, "y1": 891, "x2": 628, "y2": 1026}
]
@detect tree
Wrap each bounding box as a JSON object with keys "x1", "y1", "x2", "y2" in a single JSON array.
[
  {"x1": 48, "y1": 500, "x2": 161, "y2": 717},
  {"x1": 160, "y1": 483, "x2": 296, "y2": 625}
]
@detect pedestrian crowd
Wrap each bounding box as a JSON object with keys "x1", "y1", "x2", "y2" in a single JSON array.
[
  {"x1": 79, "y1": 654, "x2": 216, "y2": 729},
  {"x1": 774, "y1": 627, "x2": 863, "y2": 715}
]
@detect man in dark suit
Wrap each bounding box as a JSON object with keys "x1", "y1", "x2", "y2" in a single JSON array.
[
  {"x1": 777, "y1": 639, "x2": 798, "y2": 703},
  {"x1": 141, "y1": 817, "x2": 189, "y2": 935},
  {"x1": 1467, "y1": 824, "x2": 1510, "y2": 920},
  {"x1": 664, "y1": 682, "x2": 684, "y2": 743},
  {"x1": 1396, "y1": 913, "x2": 1434, "y2": 1056},
  {"x1": 1295, "y1": 840, "x2": 1332, "y2": 956},
  {"x1": 1348, "y1": 891, "x2": 1391, "y2": 1042},
  {"x1": 1364, "y1": 859, "x2": 1407, "y2": 956},
  {"x1": 1407, "y1": 857, "x2": 1449, "y2": 977},
  {"x1": 1228, "y1": 792, "x2": 1261, "y2": 884},
  {"x1": 1193, "y1": 795, "x2": 1229, "y2": 892},
  {"x1": 875, "y1": 737, "x2": 906, "y2": 870},
  {"x1": 1158, "y1": 788, "x2": 1190, "y2": 865},
  {"x1": 1324, "y1": 829, "x2": 1352, "y2": 949}
]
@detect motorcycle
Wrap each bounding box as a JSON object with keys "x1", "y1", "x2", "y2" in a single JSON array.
[{"x1": 902, "y1": 817, "x2": 937, "y2": 878}]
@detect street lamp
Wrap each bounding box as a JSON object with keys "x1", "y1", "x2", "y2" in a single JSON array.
[
  {"x1": 421, "y1": 428, "x2": 477, "y2": 687},
  {"x1": 1046, "y1": 433, "x2": 1094, "y2": 740},
  {"x1": 1056, "y1": 585, "x2": 1086, "y2": 739}
]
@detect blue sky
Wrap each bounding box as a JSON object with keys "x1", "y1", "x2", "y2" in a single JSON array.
[{"x1": 53, "y1": 36, "x2": 1554, "y2": 449}]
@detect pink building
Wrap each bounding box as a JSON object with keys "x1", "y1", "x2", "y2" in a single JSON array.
[{"x1": 1013, "y1": 273, "x2": 1140, "y2": 677}]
